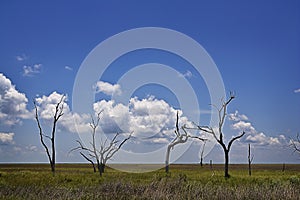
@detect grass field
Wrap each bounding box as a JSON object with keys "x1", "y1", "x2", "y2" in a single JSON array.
[{"x1": 0, "y1": 163, "x2": 299, "y2": 199}]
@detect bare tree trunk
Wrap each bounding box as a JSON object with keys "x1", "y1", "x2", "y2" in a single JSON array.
[
  {"x1": 164, "y1": 111, "x2": 205, "y2": 173},
  {"x1": 224, "y1": 149, "x2": 230, "y2": 178},
  {"x1": 100, "y1": 163, "x2": 105, "y2": 173},
  {"x1": 165, "y1": 145, "x2": 171, "y2": 173},
  {"x1": 51, "y1": 133, "x2": 55, "y2": 175},
  {"x1": 210, "y1": 160, "x2": 215, "y2": 176},
  {"x1": 248, "y1": 144, "x2": 251, "y2": 176},
  {"x1": 199, "y1": 140, "x2": 206, "y2": 167},
  {"x1": 96, "y1": 159, "x2": 102, "y2": 177}
]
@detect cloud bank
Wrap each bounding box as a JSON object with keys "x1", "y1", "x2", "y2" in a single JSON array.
[
  {"x1": 229, "y1": 110, "x2": 286, "y2": 146},
  {"x1": 0, "y1": 73, "x2": 31, "y2": 125}
]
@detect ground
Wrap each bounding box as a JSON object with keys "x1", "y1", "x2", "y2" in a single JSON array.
[{"x1": 0, "y1": 164, "x2": 299, "y2": 199}]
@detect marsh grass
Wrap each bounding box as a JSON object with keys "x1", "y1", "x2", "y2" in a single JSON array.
[{"x1": 0, "y1": 164, "x2": 299, "y2": 199}]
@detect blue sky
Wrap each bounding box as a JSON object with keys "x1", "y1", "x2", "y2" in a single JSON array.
[{"x1": 0, "y1": 1, "x2": 300, "y2": 165}]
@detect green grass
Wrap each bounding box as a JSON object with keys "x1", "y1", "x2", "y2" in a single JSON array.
[{"x1": 0, "y1": 164, "x2": 299, "y2": 199}]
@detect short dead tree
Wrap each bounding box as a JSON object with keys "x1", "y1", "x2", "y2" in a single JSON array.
[
  {"x1": 34, "y1": 95, "x2": 65, "y2": 175},
  {"x1": 165, "y1": 111, "x2": 206, "y2": 173},
  {"x1": 71, "y1": 111, "x2": 132, "y2": 176}
]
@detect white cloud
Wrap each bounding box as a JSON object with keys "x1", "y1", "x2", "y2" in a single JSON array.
[
  {"x1": 23, "y1": 64, "x2": 42, "y2": 77},
  {"x1": 151, "y1": 137, "x2": 170, "y2": 144},
  {"x1": 232, "y1": 121, "x2": 255, "y2": 133},
  {"x1": 16, "y1": 54, "x2": 28, "y2": 61},
  {"x1": 178, "y1": 70, "x2": 193, "y2": 78},
  {"x1": 34, "y1": 91, "x2": 91, "y2": 134},
  {"x1": 92, "y1": 96, "x2": 191, "y2": 144},
  {"x1": 94, "y1": 81, "x2": 122, "y2": 96},
  {"x1": 228, "y1": 110, "x2": 248, "y2": 121},
  {"x1": 25, "y1": 145, "x2": 38, "y2": 152},
  {"x1": 0, "y1": 132, "x2": 14, "y2": 144},
  {"x1": 35, "y1": 91, "x2": 70, "y2": 120},
  {"x1": 245, "y1": 132, "x2": 280, "y2": 145},
  {"x1": 229, "y1": 110, "x2": 286, "y2": 146},
  {"x1": 33, "y1": 92, "x2": 189, "y2": 145},
  {"x1": 65, "y1": 66, "x2": 73, "y2": 71},
  {"x1": 0, "y1": 73, "x2": 31, "y2": 125},
  {"x1": 294, "y1": 88, "x2": 300, "y2": 93}
]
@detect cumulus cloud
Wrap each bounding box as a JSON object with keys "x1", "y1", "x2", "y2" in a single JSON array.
[
  {"x1": 0, "y1": 73, "x2": 31, "y2": 125},
  {"x1": 35, "y1": 92, "x2": 70, "y2": 120},
  {"x1": 64, "y1": 66, "x2": 73, "y2": 71},
  {"x1": 23, "y1": 64, "x2": 42, "y2": 76},
  {"x1": 0, "y1": 132, "x2": 14, "y2": 144},
  {"x1": 94, "y1": 81, "x2": 122, "y2": 96},
  {"x1": 34, "y1": 91, "x2": 189, "y2": 146},
  {"x1": 229, "y1": 110, "x2": 286, "y2": 146},
  {"x1": 93, "y1": 96, "x2": 191, "y2": 144},
  {"x1": 294, "y1": 88, "x2": 300, "y2": 93}
]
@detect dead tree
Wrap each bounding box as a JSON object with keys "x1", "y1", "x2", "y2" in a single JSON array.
[
  {"x1": 189, "y1": 93, "x2": 246, "y2": 178},
  {"x1": 34, "y1": 95, "x2": 65, "y2": 175},
  {"x1": 248, "y1": 143, "x2": 254, "y2": 176},
  {"x1": 290, "y1": 133, "x2": 300, "y2": 154},
  {"x1": 200, "y1": 140, "x2": 206, "y2": 167},
  {"x1": 165, "y1": 111, "x2": 206, "y2": 173},
  {"x1": 71, "y1": 111, "x2": 132, "y2": 176}
]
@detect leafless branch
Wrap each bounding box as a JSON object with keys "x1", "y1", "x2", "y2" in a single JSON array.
[
  {"x1": 290, "y1": 133, "x2": 300, "y2": 153},
  {"x1": 228, "y1": 131, "x2": 245, "y2": 151}
]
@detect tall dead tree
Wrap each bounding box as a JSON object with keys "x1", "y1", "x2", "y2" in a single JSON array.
[
  {"x1": 71, "y1": 111, "x2": 132, "y2": 176},
  {"x1": 189, "y1": 93, "x2": 246, "y2": 178},
  {"x1": 290, "y1": 133, "x2": 300, "y2": 154},
  {"x1": 248, "y1": 143, "x2": 254, "y2": 176},
  {"x1": 165, "y1": 111, "x2": 206, "y2": 173},
  {"x1": 34, "y1": 95, "x2": 65, "y2": 175}
]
